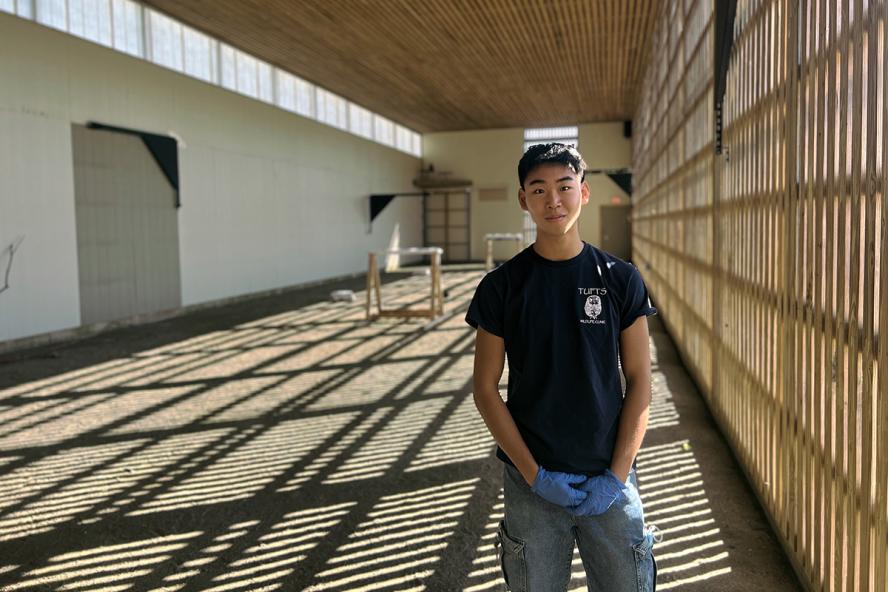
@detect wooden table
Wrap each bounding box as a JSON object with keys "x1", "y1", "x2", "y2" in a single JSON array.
[
  {"x1": 484, "y1": 233, "x2": 523, "y2": 271},
  {"x1": 366, "y1": 247, "x2": 444, "y2": 320}
]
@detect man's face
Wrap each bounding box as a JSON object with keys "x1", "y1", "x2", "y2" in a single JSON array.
[{"x1": 518, "y1": 163, "x2": 589, "y2": 237}]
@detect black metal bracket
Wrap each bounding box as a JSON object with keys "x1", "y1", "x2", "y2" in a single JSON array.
[
  {"x1": 587, "y1": 168, "x2": 633, "y2": 196},
  {"x1": 714, "y1": 0, "x2": 738, "y2": 155},
  {"x1": 369, "y1": 191, "x2": 429, "y2": 232},
  {"x1": 86, "y1": 121, "x2": 181, "y2": 208}
]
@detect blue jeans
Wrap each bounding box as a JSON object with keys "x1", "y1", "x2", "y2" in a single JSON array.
[{"x1": 495, "y1": 463, "x2": 657, "y2": 591}]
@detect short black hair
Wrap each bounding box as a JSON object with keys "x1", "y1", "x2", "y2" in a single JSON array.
[{"x1": 518, "y1": 143, "x2": 587, "y2": 188}]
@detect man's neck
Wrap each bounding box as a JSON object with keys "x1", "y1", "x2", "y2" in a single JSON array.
[{"x1": 531, "y1": 232, "x2": 584, "y2": 261}]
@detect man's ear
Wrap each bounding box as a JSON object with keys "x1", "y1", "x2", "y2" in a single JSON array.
[
  {"x1": 580, "y1": 181, "x2": 590, "y2": 204},
  {"x1": 518, "y1": 188, "x2": 528, "y2": 211}
]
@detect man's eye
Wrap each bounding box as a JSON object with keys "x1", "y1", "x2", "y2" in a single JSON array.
[
  {"x1": 561, "y1": 186, "x2": 573, "y2": 191},
  {"x1": 533, "y1": 189, "x2": 544, "y2": 194}
]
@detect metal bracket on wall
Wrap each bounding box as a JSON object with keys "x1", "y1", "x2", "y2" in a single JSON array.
[
  {"x1": 86, "y1": 122, "x2": 181, "y2": 208},
  {"x1": 368, "y1": 192, "x2": 429, "y2": 233},
  {"x1": 587, "y1": 168, "x2": 633, "y2": 196},
  {"x1": 714, "y1": 0, "x2": 738, "y2": 154}
]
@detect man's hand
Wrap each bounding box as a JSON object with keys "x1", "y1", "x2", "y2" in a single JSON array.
[
  {"x1": 566, "y1": 470, "x2": 629, "y2": 516},
  {"x1": 531, "y1": 467, "x2": 588, "y2": 508}
]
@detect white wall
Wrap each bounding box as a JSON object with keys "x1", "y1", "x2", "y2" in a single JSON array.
[
  {"x1": 0, "y1": 110, "x2": 81, "y2": 342},
  {"x1": 578, "y1": 122, "x2": 632, "y2": 168},
  {"x1": 0, "y1": 13, "x2": 421, "y2": 344},
  {"x1": 576, "y1": 122, "x2": 632, "y2": 245},
  {"x1": 422, "y1": 123, "x2": 632, "y2": 261},
  {"x1": 421, "y1": 128, "x2": 525, "y2": 262}
]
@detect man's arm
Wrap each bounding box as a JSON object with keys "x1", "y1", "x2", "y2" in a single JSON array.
[
  {"x1": 610, "y1": 315, "x2": 653, "y2": 482},
  {"x1": 472, "y1": 326, "x2": 539, "y2": 486}
]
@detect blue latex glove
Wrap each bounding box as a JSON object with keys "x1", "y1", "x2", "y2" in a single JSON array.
[
  {"x1": 567, "y1": 470, "x2": 630, "y2": 516},
  {"x1": 531, "y1": 467, "x2": 588, "y2": 508}
]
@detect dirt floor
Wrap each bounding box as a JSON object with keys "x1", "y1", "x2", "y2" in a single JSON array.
[{"x1": 0, "y1": 265, "x2": 802, "y2": 591}]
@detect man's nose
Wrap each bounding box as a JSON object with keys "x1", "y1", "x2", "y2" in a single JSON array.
[{"x1": 546, "y1": 189, "x2": 561, "y2": 207}]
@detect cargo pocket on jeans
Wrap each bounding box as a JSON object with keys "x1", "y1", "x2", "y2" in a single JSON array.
[
  {"x1": 633, "y1": 528, "x2": 657, "y2": 592},
  {"x1": 494, "y1": 520, "x2": 527, "y2": 592}
]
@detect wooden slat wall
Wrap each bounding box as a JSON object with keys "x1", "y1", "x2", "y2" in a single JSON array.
[{"x1": 631, "y1": 1, "x2": 887, "y2": 590}]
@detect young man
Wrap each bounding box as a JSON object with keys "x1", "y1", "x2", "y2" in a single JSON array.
[{"x1": 466, "y1": 143, "x2": 658, "y2": 591}]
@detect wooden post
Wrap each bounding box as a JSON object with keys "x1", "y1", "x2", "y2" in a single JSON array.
[
  {"x1": 428, "y1": 251, "x2": 436, "y2": 318},
  {"x1": 366, "y1": 252, "x2": 377, "y2": 320},
  {"x1": 373, "y1": 253, "x2": 383, "y2": 318},
  {"x1": 433, "y1": 250, "x2": 443, "y2": 315},
  {"x1": 439, "y1": 251, "x2": 444, "y2": 314}
]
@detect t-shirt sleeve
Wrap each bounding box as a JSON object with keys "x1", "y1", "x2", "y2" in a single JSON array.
[
  {"x1": 465, "y1": 272, "x2": 505, "y2": 337},
  {"x1": 620, "y1": 266, "x2": 657, "y2": 330}
]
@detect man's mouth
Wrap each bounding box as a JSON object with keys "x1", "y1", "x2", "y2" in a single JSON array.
[{"x1": 546, "y1": 215, "x2": 566, "y2": 221}]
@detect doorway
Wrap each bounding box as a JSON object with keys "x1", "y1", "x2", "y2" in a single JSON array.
[
  {"x1": 599, "y1": 205, "x2": 633, "y2": 261},
  {"x1": 423, "y1": 190, "x2": 471, "y2": 263}
]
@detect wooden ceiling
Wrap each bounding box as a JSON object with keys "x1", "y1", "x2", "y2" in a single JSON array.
[{"x1": 142, "y1": 0, "x2": 659, "y2": 132}]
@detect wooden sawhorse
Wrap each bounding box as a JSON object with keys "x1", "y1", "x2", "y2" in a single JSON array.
[
  {"x1": 366, "y1": 247, "x2": 444, "y2": 320},
  {"x1": 484, "y1": 232, "x2": 523, "y2": 271}
]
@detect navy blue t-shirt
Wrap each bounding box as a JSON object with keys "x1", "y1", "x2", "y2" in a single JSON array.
[{"x1": 465, "y1": 242, "x2": 657, "y2": 475}]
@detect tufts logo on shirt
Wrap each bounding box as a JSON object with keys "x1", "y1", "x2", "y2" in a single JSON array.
[{"x1": 578, "y1": 288, "x2": 607, "y2": 325}]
